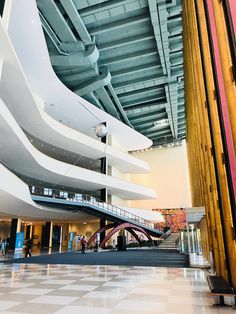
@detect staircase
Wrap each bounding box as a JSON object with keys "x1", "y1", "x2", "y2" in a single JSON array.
[{"x1": 158, "y1": 232, "x2": 180, "y2": 249}]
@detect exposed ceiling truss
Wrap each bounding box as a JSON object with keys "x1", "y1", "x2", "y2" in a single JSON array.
[{"x1": 36, "y1": 0, "x2": 185, "y2": 147}]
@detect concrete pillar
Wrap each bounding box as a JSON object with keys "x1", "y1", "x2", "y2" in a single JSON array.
[
  {"x1": 42, "y1": 221, "x2": 53, "y2": 248},
  {"x1": 9, "y1": 218, "x2": 21, "y2": 250},
  {"x1": 49, "y1": 221, "x2": 53, "y2": 248}
]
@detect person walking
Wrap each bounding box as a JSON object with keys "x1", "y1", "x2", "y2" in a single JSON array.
[
  {"x1": 80, "y1": 236, "x2": 87, "y2": 254},
  {"x1": 1, "y1": 240, "x2": 6, "y2": 256},
  {"x1": 25, "y1": 238, "x2": 33, "y2": 258}
]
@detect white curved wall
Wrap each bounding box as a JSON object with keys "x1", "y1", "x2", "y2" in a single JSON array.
[
  {"x1": 0, "y1": 98, "x2": 156, "y2": 200},
  {"x1": 0, "y1": 162, "x2": 95, "y2": 220},
  {"x1": 5, "y1": 0, "x2": 152, "y2": 151},
  {"x1": 0, "y1": 18, "x2": 149, "y2": 174}
]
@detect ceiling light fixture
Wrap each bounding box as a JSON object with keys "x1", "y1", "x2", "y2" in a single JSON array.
[{"x1": 154, "y1": 119, "x2": 169, "y2": 126}]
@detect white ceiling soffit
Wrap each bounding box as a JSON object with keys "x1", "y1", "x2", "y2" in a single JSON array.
[
  {"x1": 185, "y1": 207, "x2": 205, "y2": 223},
  {"x1": 0, "y1": 162, "x2": 96, "y2": 221},
  {"x1": 4, "y1": 0, "x2": 152, "y2": 151},
  {"x1": 0, "y1": 19, "x2": 149, "y2": 174},
  {"x1": 0, "y1": 99, "x2": 156, "y2": 200}
]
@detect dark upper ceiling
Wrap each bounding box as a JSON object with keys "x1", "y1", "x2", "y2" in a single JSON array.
[{"x1": 36, "y1": 0, "x2": 185, "y2": 147}]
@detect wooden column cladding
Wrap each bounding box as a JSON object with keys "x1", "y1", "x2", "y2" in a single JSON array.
[
  {"x1": 198, "y1": 216, "x2": 210, "y2": 262},
  {"x1": 183, "y1": 0, "x2": 236, "y2": 288},
  {"x1": 182, "y1": 0, "x2": 227, "y2": 279},
  {"x1": 212, "y1": 0, "x2": 236, "y2": 152}
]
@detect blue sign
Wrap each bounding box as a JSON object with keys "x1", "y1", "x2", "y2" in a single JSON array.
[
  {"x1": 68, "y1": 232, "x2": 74, "y2": 250},
  {"x1": 15, "y1": 232, "x2": 24, "y2": 251}
]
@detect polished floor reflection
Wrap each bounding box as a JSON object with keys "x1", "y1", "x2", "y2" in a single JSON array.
[{"x1": 0, "y1": 264, "x2": 234, "y2": 313}]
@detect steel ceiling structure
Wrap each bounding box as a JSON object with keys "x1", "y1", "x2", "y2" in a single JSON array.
[{"x1": 36, "y1": 0, "x2": 185, "y2": 147}]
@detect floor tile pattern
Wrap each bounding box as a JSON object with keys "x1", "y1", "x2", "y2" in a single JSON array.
[{"x1": 0, "y1": 264, "x2": 234, "y2": 313}]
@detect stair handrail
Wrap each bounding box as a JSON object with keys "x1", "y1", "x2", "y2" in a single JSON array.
[
  {"x1": 159, "y1": 229, "x2": 171, "y2": 241},
  {"x1": 29, "y1": 184, "x2": 163, "y2": 233}
]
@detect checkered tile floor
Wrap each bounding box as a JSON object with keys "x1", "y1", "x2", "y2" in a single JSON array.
[{"x1": 0, "y1": 264, "x2": 234, "y2": 313}]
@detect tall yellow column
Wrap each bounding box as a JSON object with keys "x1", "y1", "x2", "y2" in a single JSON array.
[
  {"x1": 211, "y1": 0, "x2": 236, "y2": 151},
  {"x1": 183, "y1": 0, "x2": 226, "y2": 277},
  {"x1": 183, "y1": 0, "x2": 236, "y2": 288}
]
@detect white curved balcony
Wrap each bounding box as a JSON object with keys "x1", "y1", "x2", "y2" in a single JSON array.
[
  {"x1": 0, "y1": 98, "x2": 156, "y2": 200},
  {"x1": 0, "y1": 17, "x2": 150, "y2": 174},
  {"x1": 0, "y1": 162, "x2": 96, "y2": 221}
]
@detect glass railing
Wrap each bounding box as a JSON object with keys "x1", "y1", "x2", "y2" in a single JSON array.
[{"x1": 29, "y1": 185, "x2": 162, "y2": 233}]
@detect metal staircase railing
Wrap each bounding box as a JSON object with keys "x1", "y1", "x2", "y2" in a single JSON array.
[{"x1": 29, "y1": 185, "x2": 162, "y2": 234}]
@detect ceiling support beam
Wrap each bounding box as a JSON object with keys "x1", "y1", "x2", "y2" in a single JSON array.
[
  {"x1": 122, "y1": 94, "x2": 166, "y2": 109},
  {"x1": 88, "y1": 14, "x2": 150, "y2": 35},
  {"x1": 60, "y1": 0, "x2": 93, "y2": 45},
  {"x1": 126, "y1": 103, "x2": 166, "y2": 116},
  {"x1": 99, "y1": 34, "x2": 153, "y2": 52},
  {"x1": 165, "y1": 82, "x2": 179, "y2": 138},
  {"x1": 112, "y1": 63, "x2": 162, "y2": 78},
  {"x1": 107, "y1": 84, "x2": 133, "y2": 128},
  {"x1": 148, "y1": 0, "x2": 182, "y2": 140},
  {"x1": 74, "y1": 67, "x2": 111, "y2": 96},
  {"x1": 148, "y1": 0, "x2": 170, "y2": 76},
  {"x1": 50, "y1": 44, "x2": 99, "y2": 66},
  {"x1": 39, "y1": 11, "x2": 69, "y2": 56},
  {"x1": 86, "y1": 92, "x2": 104, "y2": 110},
  {"x1": 100, "y1": 49, "x2": 157, "y2": 66},
  {"x1": 143, "y1": 128, "x2": 171, "y2": 137},
  {"x1": 95, "y1": 87, "x2": 120, "y2": 119},
  {"x1": 130, "y1": 112, "x2": 167, "y2": 125},
  {"x1": 37, "y1": 0, "x2": 76, "y2": 42}
]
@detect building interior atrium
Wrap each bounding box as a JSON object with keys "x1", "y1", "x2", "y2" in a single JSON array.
[{"x1": 0, "y1": 0, "x2": 236, "y2": 313}]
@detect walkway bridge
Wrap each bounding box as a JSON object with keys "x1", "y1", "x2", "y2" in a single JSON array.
[{"x1": 30, "y1": 186, "x2": 163, "y2": 243}]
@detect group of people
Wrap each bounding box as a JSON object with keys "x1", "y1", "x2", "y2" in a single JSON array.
[
  {"x1": 0, "y1": 238, "x2": 9, "y2": 256},
  {"x1": 1, "y1": 236, "x2": 33, "y2": 258}
]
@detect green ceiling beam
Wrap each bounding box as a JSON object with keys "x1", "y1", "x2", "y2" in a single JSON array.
[
  {"x1": 126, "y1": 104, "x2": 166, "y2": 118},
  {"x1": 99, "y1": 34, "x2": 154, "y2": 52},
  {"x1": 114, "y1": 75, "x2": 167, "y2": 92},
  {"x1": 39, "y1": 11, "x2": 69, "y2": 56},
  {"x1": 100, "y1": 48, "x2": 157, "y2": 66},
  {"x1": 122, "y1": 94, "x2": 166, "y2": 108},
  {"x1": 112, "y1": 63, "x2": 162, "y2": 78},
  {"x1": 37, "y1": 0, "x2": 76, "y2": 43},
  {"x1": 131, "y1": 112, "x2": 167, "y2": 125},
  {"x1": 60, "y1": 0, "x2": 93, "y2": 45},
  {"x1": 73, "y1": 67, "x2": 111, "y2": 96},
  {"x1": 88, "y1": 14, "x2": 149, "y2": 35},
  {"x1": 50, "y1": 44, "x2": 99, "y2": 67},
  {"x1": 95, "y1": 87, "x2": 120, "y2": 118},
  {"x1": 143, "y1": 128, "x2": 171, "y2": 137},
  {"x1": 107, "y1": 84, "x2": 133, "y2": 127}
]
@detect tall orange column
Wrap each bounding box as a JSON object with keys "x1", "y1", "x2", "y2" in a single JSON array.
[{"x1": 182, "y1": 0, "x2": 236, "y2": 286}]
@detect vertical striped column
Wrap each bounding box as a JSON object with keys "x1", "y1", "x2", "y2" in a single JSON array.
[{"x1": 205, "y1": 0, "x2": 236, "y2": 225}]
